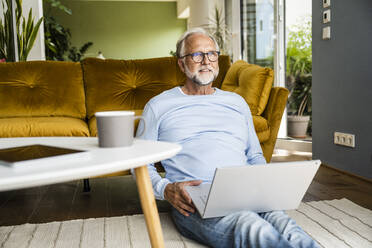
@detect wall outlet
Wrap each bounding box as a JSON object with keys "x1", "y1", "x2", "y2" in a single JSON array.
[
  {"x1": 334, "y1": 132, "x2": 355, "y2": 148},
  {"x1": 323, "y1": 0, "x2": 331, "y2": 8},
  {"x1": 323, "y1": 9, "x2": 331, "y2": 23}
]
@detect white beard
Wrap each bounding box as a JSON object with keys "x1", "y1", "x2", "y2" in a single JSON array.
[{"x1": 184, "y1": 64, "x2": 219, "y2": 86}]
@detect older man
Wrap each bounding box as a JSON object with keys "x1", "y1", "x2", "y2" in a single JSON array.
[{"x1": 136, "y1": 28, "x2": 319, "y2": 248}]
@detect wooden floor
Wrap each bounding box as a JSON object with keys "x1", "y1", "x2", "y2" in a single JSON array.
[{"x1": 0, "y1": 150, "x2": 371, "y2": 226}]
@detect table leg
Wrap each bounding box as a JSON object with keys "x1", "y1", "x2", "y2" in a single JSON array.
[{"x1": 134, "y1": 165, "x2": 165, "y2": 248}]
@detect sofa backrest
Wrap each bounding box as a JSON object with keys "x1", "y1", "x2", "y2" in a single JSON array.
[
  {"x1": 81, "y1": 56, "x2": 230, "y2": 135},
  {"x1": 221, "y1": 60, "x2": 274, "y2": 116},
  {"x1": 0, "y1": 61, "x2": 86, "y2": 119}
]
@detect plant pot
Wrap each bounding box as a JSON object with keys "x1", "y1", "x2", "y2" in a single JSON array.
[{"x1": 287, "y1": 115, "x2": 310, "y2": 138}]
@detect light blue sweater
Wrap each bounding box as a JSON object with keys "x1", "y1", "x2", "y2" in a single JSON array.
[{"x1": 136, "y1": 87, "x2": 266, "y2": 200}]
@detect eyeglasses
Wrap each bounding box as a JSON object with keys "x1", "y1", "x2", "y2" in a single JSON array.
[{"x1": 180, "y1": 51, "x2": 220, "y2": 63}]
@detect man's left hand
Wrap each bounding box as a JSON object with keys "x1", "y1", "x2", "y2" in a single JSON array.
[{"x1": 164, "y1": 180, "x2": 202, "y2": 216}]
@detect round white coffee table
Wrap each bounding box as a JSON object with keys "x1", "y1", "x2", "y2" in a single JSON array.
[{"x1": 0, "y1": 137, "x2": 181, "y2": 248}]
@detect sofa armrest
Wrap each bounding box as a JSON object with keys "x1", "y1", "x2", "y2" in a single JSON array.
[{"x1": 261, "y1": 87, "x2": 289, "y2": 162}]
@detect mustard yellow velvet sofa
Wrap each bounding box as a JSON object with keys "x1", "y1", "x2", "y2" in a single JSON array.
[{"x1": 0, "y1": 56, "x2": 288, "y2": 173}]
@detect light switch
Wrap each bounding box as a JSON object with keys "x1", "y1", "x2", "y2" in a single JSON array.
[
  {"x1": 323, "y1": 0, "x2": 331, "y2": 8},
  {"x1": 323, "y1": 10, "x2": 331, "y2": 23},
  {"x1": 322, "y1": 26, "x2": 331, "y2": 40}
]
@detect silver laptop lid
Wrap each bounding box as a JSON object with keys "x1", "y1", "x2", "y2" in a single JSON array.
[{"x1": 203, "y1": 160, "x2": 321, "y2": 218}]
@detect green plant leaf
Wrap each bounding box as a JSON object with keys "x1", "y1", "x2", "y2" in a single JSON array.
[
  {"x1": 23, "y1": 17, "x2": 43, "y2": 60},
  {"x1": 26, "y1": 9, "x2": 34, "y2": 39},
  {"x1": 45, "y1": 40, "x2": 57, "y2": 53}
]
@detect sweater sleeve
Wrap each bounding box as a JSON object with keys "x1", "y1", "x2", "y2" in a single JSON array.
[
  {"x1": 132, "y1": 102, "x2": 171, "y2": 200},
  {"x1": 243, "y1": 102, "x2": 267, "y2": 165}
]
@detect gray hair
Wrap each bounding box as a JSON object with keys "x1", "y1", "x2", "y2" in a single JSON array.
[{"x1": 176, "y1": 27, "x2": 220, "y2": 58}]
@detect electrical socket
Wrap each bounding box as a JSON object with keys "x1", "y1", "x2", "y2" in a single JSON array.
[
  {"x1": 334, "y1": 132, "x2": 355, "y2": 148},
  {"x1": 323, "y1": 9, "x2": 331, "y2": 23},
  {"x1": 323, "y1": 0, "x2": 331, "y2": 8}
]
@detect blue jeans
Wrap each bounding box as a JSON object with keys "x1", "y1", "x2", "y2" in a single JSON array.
[{"x1": 171, "y1": 207, "x2": 319, "y2": 248}]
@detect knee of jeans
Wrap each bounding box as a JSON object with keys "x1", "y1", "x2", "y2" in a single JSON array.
[
  {"x1": 263, "y1": 210, "x2": 286, "y2": 218},
  {"x1": 233, "y1": 211, "x2": 260, "y2": 221},
  {"x1": 232, "y1": 211, "x2": 263, "y2": 230}
]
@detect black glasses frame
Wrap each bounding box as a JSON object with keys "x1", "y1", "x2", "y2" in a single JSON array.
[{"x1": 180, "y1": 51, "x2": 220, "y2": 63}]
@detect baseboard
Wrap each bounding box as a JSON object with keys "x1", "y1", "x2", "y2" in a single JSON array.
[
  {"x1": 322, "y1": 163, "x2": 372, "y2": 184},
  {"x1": 275, "y1": 138, "x2": 312, "y2": 153}
]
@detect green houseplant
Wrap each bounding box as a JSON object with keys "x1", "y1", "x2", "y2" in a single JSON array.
[
  {"x1": 0, "y1": 0, "x2": 15, "y2": 61},
  {"x1": 0, "y1": 0, "x2": 43, "y2": 61},
  {"x1": 43, "y1": 0, "x2": 93, "y2": 61},
  {"x1": 43, "y1": 0, "x2": 71, "y2": 61},
  {"x1": 286, "y1": 19, "x2": 312, "y2": 138}
]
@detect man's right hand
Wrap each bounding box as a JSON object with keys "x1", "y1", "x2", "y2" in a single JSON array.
[{"x1": 164, "y1": 180, "x2": 202, "y2": 217}]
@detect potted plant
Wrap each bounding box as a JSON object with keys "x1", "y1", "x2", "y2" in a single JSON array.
[
  {"x1": 0, "y1": 0, "x2": 43, "y2": 61},
  {"x1": 43, "y1": 0, "x2": 93, "y2": 61},
  {"x1": 287, "y1": 74, "x2": 312, "y2": 138},
  {"x1": 286, "y1": 19, "x2": 312, "y2": 138}
]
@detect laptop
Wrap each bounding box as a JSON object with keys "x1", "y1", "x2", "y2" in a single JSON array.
[{"x1": 185, "y1": 160, "x2": 321, "y2": 219}]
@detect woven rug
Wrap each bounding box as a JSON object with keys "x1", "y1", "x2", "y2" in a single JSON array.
[{"x1": 0, "y1": 198, "x2": 371, "y2": 248}]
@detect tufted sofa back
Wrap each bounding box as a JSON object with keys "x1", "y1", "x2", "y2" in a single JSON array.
[
  {"x1": 81, "y1": 56, "x2": 231, "y2": 136},
  {"x1": 0, "y1": 61, "x2": 86, "y2": 119}
]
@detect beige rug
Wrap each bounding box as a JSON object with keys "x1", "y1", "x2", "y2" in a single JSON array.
[{"x1": 0, "y1": 198, "x2": 371, "y2": 248}]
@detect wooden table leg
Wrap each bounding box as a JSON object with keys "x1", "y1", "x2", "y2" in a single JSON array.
[{"x1": 134, "y1": 165, "x2": 165, "y2": 248}]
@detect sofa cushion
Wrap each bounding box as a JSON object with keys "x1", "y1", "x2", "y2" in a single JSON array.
[
  {"x1": 221, "y1": 60, "x2": 273, "y2": 115},
  {"x1": 253, "y1": 116, "x2": 270, "y2": 142},
  {"x1": 220, "y1": 60, "x2": 248, "y2": 85},
  {"x1": 82, "y1": 57, "x2": 181, "y2": 121},
  {"x1": 0, "y1": 117, "x2": 90, "y2": 137},
  {"x1": 0, "y1": 61, "x2": 86, "y2": 119}
]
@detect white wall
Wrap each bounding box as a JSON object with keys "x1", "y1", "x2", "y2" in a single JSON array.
[
  {"x1": 178, "y1": 0, "x2": 224, "y2": 28},
  {"x1": 227, "y1": 0, "x2": 241, "y2": 62},
  {"x1": 188, "y1": 0, "x2": 209, "y2": 28},
  {"x1": 177, "y1": 0, "x2": 189, "y2": 18},
  {"x1": 22, "y1": 0, "x2": 45, "y2": 61}
]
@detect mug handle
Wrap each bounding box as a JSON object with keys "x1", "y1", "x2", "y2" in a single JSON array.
[{"x1": 134, "y1": 116, "x2": 146, "y2": 138}]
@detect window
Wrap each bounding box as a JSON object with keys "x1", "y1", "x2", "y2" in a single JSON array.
[{"x1": 241, "y1": 0, "x2": 275, "y2": 68}]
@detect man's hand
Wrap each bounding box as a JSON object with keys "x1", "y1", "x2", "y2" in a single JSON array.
[{"x1": 164, "y1": 180, "x2": 202, "y2": 217}]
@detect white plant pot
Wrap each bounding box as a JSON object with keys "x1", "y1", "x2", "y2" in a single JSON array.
[{"x1": 287, "y1": 115, "x2": 310, "y2": 138}]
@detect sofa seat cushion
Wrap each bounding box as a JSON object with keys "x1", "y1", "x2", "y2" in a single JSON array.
[
  {"x1": 0, "y1": 117, "x2": 90, "y2": 137},
  {"x1": 221, "y1": 60, "x2": 273, "y2": 116},
  {"x1": 0, "y1": 61, "x2": 86, "y2": 119},
  {"x1": 253, "y1": 116, "x2": 270, "y2": 142}
]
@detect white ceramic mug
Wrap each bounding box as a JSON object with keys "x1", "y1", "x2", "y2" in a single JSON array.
[{"x1": 95, "y1": 111, "x2": 146, "y2": 148}]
